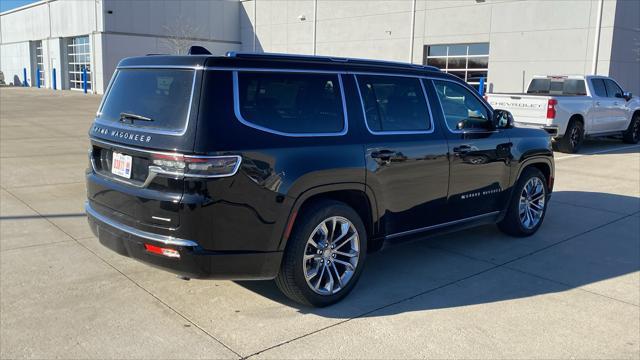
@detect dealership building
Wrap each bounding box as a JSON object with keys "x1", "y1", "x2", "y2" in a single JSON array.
[{"x1": 1, "y1": 0, "x2": 638, "y2": 94}]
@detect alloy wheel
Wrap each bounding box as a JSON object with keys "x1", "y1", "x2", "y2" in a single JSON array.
[
  {"x1": 569, "y1": 126, "x2": 581, "y2": 148},
  {"x1": 303, "y1": 216, "x2": 360, "y2": 295},
  {"x1": 519, "y1": 177, "x2": 546, "y2": 230}
]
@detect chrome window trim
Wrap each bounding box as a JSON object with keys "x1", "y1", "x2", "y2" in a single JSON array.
[
  {"x1": 385, "y1": 211, "x2": 500, "y2": 240},
  {"x1": 427, "y1": 77, "x2": 495, "y2": 134},
  {"x1": 117, "y1": 65, "x2": 204, "y2": 70},
  {"x1": 85, "y1": 201, "x2": 199, "y2": 247},
  {"x1": 95, "y1": 67, "x2": 201, "y2": 136},
  {"x1": 232, "y1": 70, "x2": 349, "y2": 137},
  {"x1": 96, "y1": 69, "x2": 118, "y2": 117},
  {"x1": 353, "y1": 73, "x2": 436, "y2": 135},
  {"x1": 209, "y1": 66, "x2": 344, "y2": 74}
]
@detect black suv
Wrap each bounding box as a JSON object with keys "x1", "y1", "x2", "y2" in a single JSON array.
[{"x1": 86, "y1": 52, "x2": 554, "y2": 306}]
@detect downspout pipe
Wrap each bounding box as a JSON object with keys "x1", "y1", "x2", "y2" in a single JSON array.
[
  {"x1": 591, "y1": 0, "x2": 604, "y2": 75},
  {"x1": 409, "y1": 0, "x2": 417, "y2": 63},
  {"x1": 313, "y1": 0, "x2": 318, "y2": 55}
]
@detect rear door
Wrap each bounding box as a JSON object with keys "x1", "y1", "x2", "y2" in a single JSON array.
[
  {"x1": 88, "y1": 67, "x2": 201, "y2": 228},
  {"x1": 429, "y1": 79, "x2": 512, "y2": 219},
  {"x1": 357, "y1": 74, "x2": 450, "y2": 236}
]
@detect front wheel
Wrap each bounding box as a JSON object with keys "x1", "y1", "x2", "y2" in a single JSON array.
[
  {"x1": 622, "y1": 114, "x2": 640, "y2": 144},
  {"x1": 498, "y1": 167, "x2": 549, "y2": 237},
  {"x1": 275, "y1": 200, "x2": 367, "y2": 307}
]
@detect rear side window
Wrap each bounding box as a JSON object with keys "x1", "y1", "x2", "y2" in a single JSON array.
[
  {"x1": 99, "y1": 69, "x2": 195, "y2": 133},
  {"x1": 236, "y1": 72, "x2": 345, "y2": 135},
  {"x1": 356, "y1": 75, "x2": 432, "y2": 133},
  {"x1": 591, "y1": 79, "x2": 607, "y2": 97}
]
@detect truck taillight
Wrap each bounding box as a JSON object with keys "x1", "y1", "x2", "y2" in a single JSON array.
[
  {"x1": 546, "y1": 99, "x2": 557, "y2": 119},
  {"x1": 151, "y1": 154, "x2": 241, "y2": 178}
]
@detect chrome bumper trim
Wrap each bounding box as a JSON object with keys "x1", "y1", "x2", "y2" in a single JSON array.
[{"x1": 85, "y1": 202, "x2": 199, "y2": 247}]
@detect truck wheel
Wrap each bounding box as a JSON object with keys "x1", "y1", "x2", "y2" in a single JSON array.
[
  {"x1": 275, "y1": 200, "x2": 367, "y2": 307},
  {"x1": 498, "y1": 167, "x2": 549, "y2": 237},
  {"x1": 556, "y1": 120, "x2": 584, "y2": 153},
  {"x1": 622, "y1": 114, "x2": 640, "y2": 144}
]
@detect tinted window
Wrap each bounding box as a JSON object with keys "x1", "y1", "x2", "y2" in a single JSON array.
[
  {"x1": 433, "y1": 80, "x2": 491, "y2": 131},
  {"x1": 527, "y1": 78, "x2": 587, "y2": 95},
  {"x1": 591, "y1": 79, "x2": 607, "y2": 97},
  {"x1": 237, "y1": 72, "x2": 344, "y2": 134},
  {"x1": 99, "y1": 69, "x2": 194, "y2": 132},
  {"x1": 356, "y1": 75, "x2": 431, "y2": 132},
  {"x1": 604, "y1": 79, "x2": 623, "y2": 98}
]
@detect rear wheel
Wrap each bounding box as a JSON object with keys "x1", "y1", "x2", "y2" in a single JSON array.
[
  {"x1": 498, "y1": 167, "x2": 549, "y2": 237},
  {"x1": 622, "y1": 113, "x2": 640, "y2": 144},
  {"x1": 556, "y1": 120, "x2": 584, "y2": 153},
  {"x1": 275, "y1": 200, "x2": 367, "y2": 307}
]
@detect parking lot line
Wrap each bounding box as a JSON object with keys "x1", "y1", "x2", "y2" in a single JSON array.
[{"x1": 555, "y1": 144, "x2": 640, "y2": 161}]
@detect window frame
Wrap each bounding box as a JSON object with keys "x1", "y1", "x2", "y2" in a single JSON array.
[
  {"x1": 590, "y1": 78, "x2": 609, "y2": 98},
  {"x1": 424, "y1": 42, "x2": 489, "y2": 89},
  {"x1": 429, "y1": 77, "x2": 495, "y2": 134},
  {"x1": 232, "y1": 70, "x2": 349, "y2": 137},
  {"x1": 95, "y1": 66, "x2": 199, "y2": 137},
  {"x1": 353, "y1": 74, "x2": 435, "y2": 135},
  {"x1": 603, "y1": 78, "x2": 624, "y2": 98},
  {"x1": 67, "y1": 35, "x2": 92, "y2": 92}
]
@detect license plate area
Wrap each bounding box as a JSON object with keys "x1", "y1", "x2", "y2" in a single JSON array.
[{"x1": 111, "y1": 152, "x2": 133, "y2": 179}]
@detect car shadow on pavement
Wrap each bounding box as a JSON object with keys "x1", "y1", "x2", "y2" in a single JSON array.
[{"x1": 237, "y1": 191, "x2": 639, "y2": 317}]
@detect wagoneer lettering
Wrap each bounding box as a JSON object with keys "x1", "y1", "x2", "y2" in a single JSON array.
[{"x1": 86, "y1": 51, "x2": 555, "y2": 306}]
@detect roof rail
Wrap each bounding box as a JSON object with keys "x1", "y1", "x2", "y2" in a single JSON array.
[{"x1": 225, "y1": 51, "x2": 440, "y2": 72}]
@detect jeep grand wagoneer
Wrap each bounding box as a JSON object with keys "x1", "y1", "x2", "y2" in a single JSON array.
[{"x1": 86, "y1": 51, "x2": 554, "y2": 306}]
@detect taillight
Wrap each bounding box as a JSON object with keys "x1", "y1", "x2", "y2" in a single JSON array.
[
  {"x1": 144, "y1": 243, "x2": 180, "y2": 258},
  {"x1": 546, "y1": 99, "x2": 557, "y2": 119},
  {"x1": 150, "y1": 154, "x2": 241, "y2": 178}
]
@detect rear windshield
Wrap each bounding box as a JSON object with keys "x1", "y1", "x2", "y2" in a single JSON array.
[
  {"x1": 98, "y1": 69, "x2": 195, "y2": 132},
  {"x1": 527, "y1": 78, "x2": 587, "y2": 96}
]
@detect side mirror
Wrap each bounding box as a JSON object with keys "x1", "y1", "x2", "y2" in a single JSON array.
[
  {"x1": 623, "y1": 91, "x2": 633, "y2": 101},
  {"x1": 493, "y1": 109, "x2": 514, "y2": 129}
]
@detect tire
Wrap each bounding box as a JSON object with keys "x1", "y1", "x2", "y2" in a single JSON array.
[
  {"x1": 275, "y1": 200, "x2": 367, "y2": 307},
  {"x1": 622, "y1": 113, "x2": 640, "y2": 144},
  {"x1": 498, "y1": 167, "x2": 549, "y2": 237},
  {"x1": 556, "y1": 120, "x2": 584, "y2": 153}
]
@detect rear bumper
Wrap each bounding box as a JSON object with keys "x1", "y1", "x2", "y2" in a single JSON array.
[
  {"x1": 543, "y1": 125, "x2": 559, "y2": 137},
  {"x1": 86, "y1": 201, "x2": 282, "y2": 280}
]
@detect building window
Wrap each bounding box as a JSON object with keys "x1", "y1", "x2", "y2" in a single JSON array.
[
  {"x1": 67, "y1": 36, "x2": 91, "y2": 91},
  {"x1": 35, "y1": 41, "x2": 45, "y2": 87},
  {"x1": 424, "y1": 43, "x2": 489, "y2": 89}
]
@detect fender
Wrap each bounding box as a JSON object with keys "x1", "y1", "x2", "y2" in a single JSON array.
[
  {"x1": 498, "y1": 155, "x2": 554, "y2": 222},
  {"x1": 514, "y1": 156, "x2": 555, "y2": 188},
  {"x1": 276, "y1": 182, "x2": 380, "y2": 251}
]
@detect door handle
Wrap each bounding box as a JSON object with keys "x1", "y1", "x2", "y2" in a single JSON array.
[
  {"x1": 371, "y1": 149, "x2": 397, "y2": 161},
  {"x1": 595, "y1": 101, "x2": 601, "y2": 106},
  {"x1": 371, "y1": 149, "x2": 405, "y2": 164},
  {"x1": 453, "y1": 145, "x2": 477, "y2": 156}
]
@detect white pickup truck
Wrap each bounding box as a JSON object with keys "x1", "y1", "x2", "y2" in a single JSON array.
[{"x1": 486, "y1": 75, "x2": 640, "y2": 153}]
